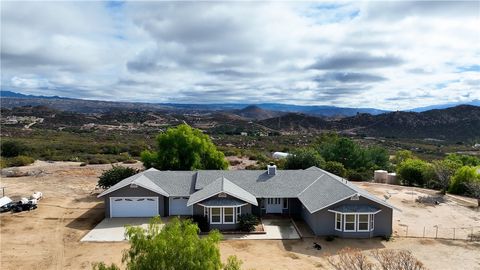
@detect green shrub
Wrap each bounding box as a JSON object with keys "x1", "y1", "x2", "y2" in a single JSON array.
[
  {"x1": 0, "y1": 158, "x2": 7, "y2": 169},
  {"x1": 346, "y1": 169, "x2": 372, "y2": 181},
  {"x1": 98, "y1": 165, "x2": 139, "y2": 189},
  {"x1": 397, "y1": 158, "x2": 434, "y2": 186},
  {"x1": 238, "y1": 214, "x2": 259, "y2": 232},
  {"x1": 449, "y1": 166, "x2": 480, "y2": 194},
  {"x1": 1, "y1": 141, "x2": 25, "y2": 157},
  {"x1": 284, "y1": 148, "x2": 326, "y2": 170},
  {"x1": 325, "y1": 161, "x2": 347, "y2": 177},
  {"x1": 7, "y1": 155, "x2": 35, "y2": 167}
]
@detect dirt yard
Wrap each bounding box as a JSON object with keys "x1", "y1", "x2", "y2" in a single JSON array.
[{"x1": 1, "y1": 162, "x2": 479, "y2": 270}]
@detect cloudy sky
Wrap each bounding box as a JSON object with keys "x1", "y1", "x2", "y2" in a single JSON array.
[{"x1": 1, "y1": 1, "x2": 479, "y2": 110}]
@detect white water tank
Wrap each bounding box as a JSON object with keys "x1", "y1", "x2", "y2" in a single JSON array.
[
  {"x1": 374, "y1": 170, "x2": 388, "y2": 183},
  {"x1": 387, "y1": 173, "x2": 398, "y2": 185}
]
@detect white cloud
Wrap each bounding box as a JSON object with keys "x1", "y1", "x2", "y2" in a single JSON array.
[{"x1": 1, "y1": 1, "x2": 479, "y2": 110}]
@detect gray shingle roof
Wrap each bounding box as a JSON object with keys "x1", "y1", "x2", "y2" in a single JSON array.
[
  {"x1": 187, "y1": 177, "x2": 258, "y2": 206},
  {"x1": 98, "y1": 166, "x2": 398, "y2": 214}
]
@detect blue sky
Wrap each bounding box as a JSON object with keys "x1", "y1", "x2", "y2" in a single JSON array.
[{"x1": 1, "y1": 1, "x2": 479, "y2": 110}]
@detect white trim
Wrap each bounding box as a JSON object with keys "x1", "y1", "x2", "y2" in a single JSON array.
[
  {"x1": 210, "y1": 207, "x2": 222, "y2": 224},
  {"x1": 223, "y1": 207, "x2": 235, "y2": 224},
  {"x1": 109, "y1": 196, "x2": 159, "y2": 218},
  {"x1": 370, "y1": 214, "x2": 375, "y2": 231},
  {"x1": 328, "y1": 209, "x2": 382, "y2": 215},
  {"x1": 335, "y1": 213, "x2": 342, "y2": 231},
  {"x1": 236, "y1": 206, "x2": 241, "y2": 223},
  {"x1": 198, "y1": 203, "x2": 248, "y2": 208},
  {"x1": 357, "y1": 214, "x2": 370, "y2": 232},
  {"x1": 343, "y1": 214, "x2": 356, "y2": 232},
  {"x1": 98, "y1": 175, "x2": 169, "y2": 198}
]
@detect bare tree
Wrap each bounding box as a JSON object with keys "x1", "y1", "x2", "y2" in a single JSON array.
[
  {"x1": 327, "y1": 247, "x2": 374, "y2": 270},
  {"x1": 372, "y1": 249, "x2": 427, "y2": 270},
  {"x1": 432, "y1": 160, "x2": 457, "y2": 194},
  {"x1": 465, "y1": 181, "x2": 480, "y2": 207}
]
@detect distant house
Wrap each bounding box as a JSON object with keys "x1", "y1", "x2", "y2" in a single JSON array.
[
  {"x1": 98, "y1": 165, "x2": 398, "y2": 238},
  {"x1": 240, "y1": 132, "x2": 248, "y2": 136}
]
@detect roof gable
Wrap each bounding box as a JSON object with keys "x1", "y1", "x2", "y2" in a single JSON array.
[{"x1": 187, "y1": 177, "x2": 258, "y2": 206}]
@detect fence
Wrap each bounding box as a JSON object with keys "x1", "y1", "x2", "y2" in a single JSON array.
[{"x1": 395, "y1": 225, "x2": 480, "y2": 241}]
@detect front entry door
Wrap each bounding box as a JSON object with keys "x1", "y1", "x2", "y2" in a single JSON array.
[{"x1": 265, "y1": 198, "x2": 283, "y2": 213}]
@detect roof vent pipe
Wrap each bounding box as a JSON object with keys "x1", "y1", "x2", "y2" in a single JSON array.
[{"x1": 267, "y1": 163, "x2": 277, "y2": 175}]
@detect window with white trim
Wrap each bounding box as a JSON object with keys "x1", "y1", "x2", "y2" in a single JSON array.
[
  {"x1": 335, "y1": 213, "x2": 342, "y2": 231},
  {"x1": 344, "y1": 214, "x2": 356, "y2": 232},
  {"x1": 357, "y1": 214, "x2": 369, "y2": 231},
  {"x1": 236, "y1": 207, "x2": 241, "y2": 223},
  {"x1": 224, "y1": 207, "x2": 234, "y2": 224},
  {"x1": 370, "y1": 214, "x2": 374, "y2": 231},
  {"x1": 211, "y1": 208, "x2": 221, "y2": 224}
]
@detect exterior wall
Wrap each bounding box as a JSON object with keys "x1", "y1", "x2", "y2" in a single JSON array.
[
  {"x1": 301, "y1": 196, "x2": 393, "y2": 238},
  {"x1": 103, "y1": 186, "x2": 165, "y2": 218}
]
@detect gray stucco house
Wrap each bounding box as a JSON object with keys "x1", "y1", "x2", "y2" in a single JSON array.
[{"x1": 98, "y1": 165, "x2": 398, "y2": 238}]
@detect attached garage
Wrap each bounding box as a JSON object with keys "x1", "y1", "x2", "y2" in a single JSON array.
[
  {"x1": 110, "y1": 197, "x2": 159, "y2": 217},
  {"x1": 169, "y1": 197, "x2": 192, "y2": 215}
]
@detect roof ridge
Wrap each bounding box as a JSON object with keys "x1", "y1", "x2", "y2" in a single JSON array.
[{"x1": 297, "y1": 174, "x2": 325, "y2": 197}]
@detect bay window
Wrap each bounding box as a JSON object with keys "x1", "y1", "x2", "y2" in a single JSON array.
[
  {"x1": 224, "y1": 207, "x2": 234, "y2": 224},
  {"x1": 358, "y1": 214, "x2": 369, "y2": 231},
  {"x1": 333, "y1": 213, "x2": 376, "y2": 232},
  {"x1": 211, "y1": 208, "x2": 221, "y2": 224},
  {"x1": 335, "y1": 213, "x2": 342, "y2": 231},
  {"x1": 344, "y1": 214, "x2": 356, "y2": 232}
]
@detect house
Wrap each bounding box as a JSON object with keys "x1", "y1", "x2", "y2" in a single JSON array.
[{"x1": 98, "y1": 165, "x2": 398, "y2": 238}]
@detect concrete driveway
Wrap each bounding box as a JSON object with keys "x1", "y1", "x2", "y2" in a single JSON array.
[
  {"x1": 81, "y1": 218, "x2": 156, "y2": 242},
  {"x1": 223, "y1": 219, "x2": 300, "y2": 240}
]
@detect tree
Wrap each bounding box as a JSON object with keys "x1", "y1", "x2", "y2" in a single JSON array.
[
  {"x1": 393, "y1": 150, "x2": 414, "y2": 165},
  {"x1": 93, "y1": 217, "x2": 242, "y2": 270},
  {"x1": 327, "y1": 247, "x2": 374, "y2": 270},
  {"x1": 371, "y1": 249, "x2": 427, "y2": 270},
  {"x1": 327, "y1": 248, "x2": 426, "y2": 270},
  {"x1": 325, "y1": 161, "x2": 347, "y2": 177},
  {"x1": 464, "y1": 181, "x2": 480, "y2": 207},
  {"x1": 449, "y1": 166, "x2": 480, "y2": 195},
  {"x1": 432, "y1": 159, "x2": 460, "y2": 194},
  {"x1": 98, "y1": 165, "x2": 139, "y2": 189},
  {"x1": 141, "y1": 124, "x2": 228, "y2": 170},
  {"x1": 284, "y1": 148, "x2": 326, "y2": 169},
  {"x1": 445, "y1": 154, "x2": 480, "y2": 167},
  {"x1": 1, "y1": 140, "x2": 25, "y2": 157},
  {"x1": 396, "y1": 159, "x2": 433, "y2": 186}
]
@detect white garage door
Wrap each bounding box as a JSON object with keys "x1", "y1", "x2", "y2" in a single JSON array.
[
  {"x1": 169, "y1": 197, "x2": 192, "y2": 216},
  {"x1": 110, "y1": 197, "x2": 158, "y2": 217}
]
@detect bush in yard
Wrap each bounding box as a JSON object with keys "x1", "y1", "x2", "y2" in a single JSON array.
[
  {"x1": 192, "y1": 215, "x2": 210, "y2": 232},
  {"x1": 7, "y1": 155, "x2": 35, "y2": 167},
  {"x1": 449, "y1": 166, "x2": 480, "y2": 195},
  {"x1": 92, "y1": 217, "x2": 243, "y2": 270},
  {"x1": 238, "y1": 214, "x2": 259, "y2": 232},
  {"x1": 396, "y1": 158, "x2": 433, "y2": 186},
  {"x1": 324, "y1": 161, "x2": 347, "y2": 178},
  {"x1": 98, "y1": 165, "x2": 139, "y2": 189},
  {"x1": 1, "y1": 140, "x2": 25, "y2": 157}
]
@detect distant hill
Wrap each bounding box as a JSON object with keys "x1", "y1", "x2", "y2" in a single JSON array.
[
  {"x1": 409, "y1": 100, "x2": 480, "y2": 112},
  {"x1": 260, "y1": 105, "x2": 480, "y2": 141},
  {"x1": 233, "y1": 105, "x2": 284, "y2": 120},
  {"x1": 0, "y1": 90, "x2": 388, "y2": 117}
]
